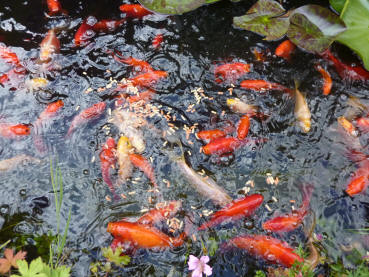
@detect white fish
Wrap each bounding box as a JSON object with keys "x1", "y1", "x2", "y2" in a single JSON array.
[
  {"x1": 116, "y1": 136, "x2": 133, "y2": 183},
  {"x1": 0, "y1": 154, "x2": 41, "y2": 172}
]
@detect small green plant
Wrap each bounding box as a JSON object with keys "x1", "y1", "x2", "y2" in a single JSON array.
[
  {"x1": 254, "y1": 270, "x2": 266, "y2": 277},
  {"x1": 11, "y1": 257, "x2": 70, "y2": 277}
]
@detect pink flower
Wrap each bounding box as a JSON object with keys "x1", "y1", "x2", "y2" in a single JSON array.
[{"x1": 188, "y1": 255, "x2": 212, "y2": 277}]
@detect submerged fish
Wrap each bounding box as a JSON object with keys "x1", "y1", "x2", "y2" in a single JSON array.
[
  {"x1": 214, "y1": 62, "x2": 251, "y2": 84},
  {"x1": 152, "y1": 34, "x2": 163, "y2": 49},
  {"x1": 119, "y1": 4, "x2": 152, "y2": 19},
  {"x1": 338, "y1": 116, "x2": 358, "y2": 137},
  {"x1": 0, "y1": 44, "x2": 21, "y2": 66},
  {"x1": 117, "y1": 71, "x2": 168, "y2": 91},
  {"x1": 100, "y1": 137, "x2": 119, "y2": 199},
  {"x1": 92, "y1": 19, "x2": 126, "y2": 33},
  {"x1": 196, "y1": 129, "x2": 226, "y2": 143},
  {"x1": 110, "y1": 51, "x2": 153, "y2": 73},
  {"x1": 116, "y1": 136, "x2": 133, "y2": 184},
  {"x1": 0, "y1": 154, "x2": 41, "y2": 172},
  {"x1": 226, "y1": 98, "x2": 258, "y2": 117},
  {"x1": 39, "y1": 29, "x2": 60, "y2": 63},
  {"x1": 198, "y1": 194, "x2": 263, "y2": 230},
  {"x1": 66, "y1": 102, "x2": 106, "y2": 137},
  {"x1": 262, "y1": 184, "x2": 314, "y2": 232},
  {"x1": 176, "y1": 158, "x2": 232, "y2": 206},
  {"x1": 0, "y1": 123, "x2": 30, "y2": 138},
  {"x1": 129, "y1": 153, "x2": 157, "y2": 187},
  {"x1": 227, "y1": 235, "x2": 303, "y2": 267},
  {"x1": 275, "y1": 40, "x2": 296, "y2": 61},
  {"x1": 74, "y1": 16, "x2": 97, "y2": 47},
  {"x1": 107, "y1": 221, "x2": 186, "y2": 249},
  {"x1": 356, "y1": 117, "x2": 369, "y2": 133},
  {"x1": 315, "y1": 64, "x2": 332, "y2": 96},
  {"x1": 240, "y1": 80, "x2": 291, "y2": 94},
  {"x1": 294, "y1": 82, "x2": 311, "y2": 133},
  {"x1": 137, "y1": 201, "x2": 182, "y2": 225},
  {"x1": 47, "y1": 0, "x2": 67, "y2": 16},
  {"x1": 237, "y1": 115, "x2": 250, "y2": 140},
  {"x1": 202, "y1": 137, "x2": 242, "y2": 156},
  {"x1": 345, "y1": 160, "x2": 369, "y2": 196},
  {"x1": 127, "y1": 90, "x2": 155, "y2": 104}
]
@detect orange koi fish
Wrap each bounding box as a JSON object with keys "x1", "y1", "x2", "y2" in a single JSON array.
[
  {"x1": 116, "y1": 71, "x2": 167, "y2": 91},
  {"x1": 47, "y1": 0, "x2": 67, "y2": 16},
  {"x1": 117, "y1": 136, "x2": 133, "y2": 184},
  {"x1": 0, "y1": 44, "x2": 21, "y2": 66},
  {"x1": 322, "y1": 50, "x2": 369, "y2": 81},
  {"x1": 275, "y1": 40, "x2": 296, "y2": 61},
  {"x1": 107, "y1": 221, "x2": 186, "y2": 249},
  {"x1": 119, "y1": 4, "x2": 153, "y2": 19},
  {"x1": 66, "y1": 102, "x2": 106, "y2": 137},
  {"x1": 338, "y1": 116, "x2": 358, "y2": 137},
  {"x1": 240, "y1": 80, "x2": 292, "y2": 94},
  {"x1": 39, "y1": 29, "x2": 60, "y2": 63},
  {"x1": 345, "y1": 160, "x2": 369, "y2": 196},
  {"x1": 356, "y1": 117, "x2": 369, "y2": 133},
  {"x1": 214, "y1": 62, "x2": 251, "y2": 84},
  {"x1": 0, "y1": 67, "x2": 26, "y2": 87},
  {"x1": 196, "y1": 129, "x2": 226, "y2": 143},
  {"x1": 110, "y1": 51, "x2": 153, "y2": 73},
  {"x1": 36, "y1": 100, "x2": 64, "y2": 122},
  {"x1": 202, "y1": 137, "x2": 242, "y2": 155},
  {"x1": 0, "y1": 123, "x2": 30, "y2": 138},
  {"x1": 127, "y1": 89, "x2": 155, "y2": 103},
  {"x1": 237, "y1": 115, "x2": 250, "y2": 140},
  {"x1": 152, "y1": 34, "x2": 163, "y2": 49},
  {"x1": 92, "y1": 19, "x2": 126, "y2": 33},
  {"x1": 74, "y1": 16, "x2": 97, "y2": 47},
  {"x1": 137, "y1": 201, "x2": 182, "y2": 225},
  {"x1": 100, "y1": 137, "x2": 119, "y2": 199},
  {"x1": 262, "y1": 185, "x2": 314, "y2": 232},
  {"x1": 198, "y1": 194, "x2": 263, "y2": 230},
  {"x1": 129, "y1": 153, "x2": 157, "y2": 187},
  {"x1": 227, "y1": 235, "x2": 304, "y2": 267},
  {"x1": 315, "y1": 64, "x2": 332, "y2": 95}
]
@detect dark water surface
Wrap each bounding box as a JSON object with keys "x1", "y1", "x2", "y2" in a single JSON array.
[{"x1": 1, "y1": 0, "x2": 369, "y2": 276}]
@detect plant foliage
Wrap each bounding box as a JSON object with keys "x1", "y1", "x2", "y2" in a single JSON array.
[{"x1": 138, "y1": 0, "x2": 221, "y2": 15}]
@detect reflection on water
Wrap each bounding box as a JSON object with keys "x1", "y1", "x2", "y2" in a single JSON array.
[{"x1": 0, "y1": 0, "x2": 369, "y2": 275}]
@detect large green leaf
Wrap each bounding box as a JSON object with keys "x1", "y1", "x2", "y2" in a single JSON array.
[
  {"x1": 336, "y1": 0, "x2": 369, "y2": 70},
  {"x1": 137, "y1": 0, "x2": 221, "y2": 15},
  {"x1": 233, "y1": 0, "x2": 289, "y2": 41},
  {"x1": 329, "y1": 0, "x2": 346, "y2": 13},
  {"x1": 287, "y1": 5, "x2": 346, "y2": 53}
]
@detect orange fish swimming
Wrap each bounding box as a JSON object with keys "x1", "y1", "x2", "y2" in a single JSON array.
[
  {"x1": 0, "y1": 44, "x2": 21, "y2": 66},
  {"x1": 92, "y1": 19, "x2": 126, "y2": 33},
  {"x1": 0, "y1": 66, "x2": 26, "y2": 87},
  {"x1": 262, "y1": 184, "x2": 314, "y2": 232},
  {"x1": 107, "y1": 221, "x2": 186, "y2": 249},
  {"x1": 127, "y1": 89, "x2": 155, "y2": 104},
  {"x1": 39, "y1": 29, "x2": 60, "y2": 63},
  {"x1": 137, "y1": 201, "x2": 182, "y2": 225},
  {"x1": 345, "y1": 160, "x2": 369, "y2": 196},
  {"x1": 227, "y1": 235, "x2": 303, "y2": 267},
  {"x1": 275, "y1": 40, "x2": 296, "y2": 61},
  {"x1": 116, "y1": 71, "x2": 167, "y2": 91},
  {"x1": 119, "y1": 4, "x2": 152, "y2": 19},
  {"x1": 356, "y1": 117, "x2": 369, "y2": 133},
  {"x1": 66, "y1": 102, "x2": 106, "y2": 137},
  {"x1": 315, "y1": 64, "x2": 332, "y2": 95},
  {"x1": 202, "y1": 137, "x2": 242, "y2": 155},
  {"x1": 198, "y1": 194, "x2": 263, "y2": 230},
  {"x1": 237, "y1": 115, "x2": 250, "y2": 140},
  {"x1": 0, "y1": 123, "x2": 30, "y2": 138},
  {"x1": 129, "y1": 153, "x2": 157, "y2": 187},
  {"x1": 322, "y1": 50, "x2": 369, "y2": 81},
  {"x1": 240, "y1": 80, "x2": 292, "y2": 94},
  {"x1": 37, "y1": 100, "x2": 64, "y2": 122},
  {"x1": 74, "y1": 16, "x2": 97, "y2": 47},
  {"x1": 338, "y1": 116, "x2": 358, "y2": 137},
  {"x1": 110, "y1": 51, "x2": 153, "y2": 73},
  {"x1": 214, "y1": 62, "x2": 251, "y2": 84},
  {"x1": 47, "y1": 0, "x2": 67, "y2": 16},
  {"x1": 100, "y1": 137, "x2": 119, "y2": 200},
  {"x1": 152, "y1": 34, "x2": 163, "y2": 49},
  {"x1": 196, "y1": 129, "x2": 226, "y2": 143}
]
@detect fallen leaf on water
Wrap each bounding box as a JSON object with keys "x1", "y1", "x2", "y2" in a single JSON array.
[{"x1": 0, "y1": 248, "x2": 27, "y2": 274}]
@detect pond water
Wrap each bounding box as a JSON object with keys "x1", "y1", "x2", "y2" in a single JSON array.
[{"x1": 0, "y1": 0, "x2": 368, "y2": 276}]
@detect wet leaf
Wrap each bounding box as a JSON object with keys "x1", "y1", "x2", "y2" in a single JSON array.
[
  {"x1": 137, "y1": 0, "x2": 220, "y2": 15},
  {"x1": 336, "y1": 0, "x2": 369, "y2": 70},
  {"x1": 102, "y1": 247, "x2": 130, "y2": 267},
  {"x1": 233, "y1": 0, "x2": 289, "y2": 41},
  {"x1": 287, "y1": 5, "x2": 346, "y2": 53},
  {"x1": 329, "y1": 0, "x2": 346, "y2": 13},
  {"x1": 0, "y1": 248, "x2": 27, "y2": 274},
  {"x1": 11, "y1": 258, "x2": 47, "y2": 277}
]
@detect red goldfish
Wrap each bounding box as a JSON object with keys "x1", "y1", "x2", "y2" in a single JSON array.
[
  {"x1": 196, "y1": 129, "x2": 226, "y2": 143},
  {"x1": 152, "y1": 34, "x2": 163, "y2": 49},
  {"x1": 119, "y1": 4, "x2": 152, "y2": 19},
  {"x1": 37, "y1": 100, "x2": 64, "y2": 122},
  {"x1": 198, "y1": 194, "x2": 263, "y2": 230},
  {"x1": 345, "y1": 160, "x2": 369, "y2": 196},
  {"x1": 127, "y1": 90, "x2": 155, "y2": 103},
  {"x1": 129, "y1": 153, "x2": 157, "y2": 187},
  {"x1": 0, "y1": 44, "x2": 21, "y2": 66},
  {"x1": 214, "y1": 62, "x2": 251, "y2": 83},
  {"x1": 74, "y1": 16, "x2": 97, "y2": 47},
  {"x1": 262, "y1": 185, "x2": 314, "y2": 232},
  {"x1": 107, "y1": 221, "x2": 186, "y2": 249},
  {"x1": 99, "y1": 137, "x2": 118, "y2": 199},
  {"x1": 315, "y1": 64, "x2": 332, "y2": 96},
  {"x1": 110, "y1": 51, "x2": 153, "y2": 73},
  {"x1": 116, "y1": 71, "x2": 167, "y2": 91},
  {"x1": 356, "y1": 117, "x2": 369, "y2": 133},
  {"x1": 237, "y1": 115, "x2": 250, "y2": 140},
  {"x1": 202, "y1": 137, "x2": 242, "y2": 155},
  {"x1": 0, "y1": 123, "x2": 30, "y2": 138},
  {"x1": 0, "y1": 67, "x2": 26, "y2": 87},
  {"x1": 240, "y1": 80, "x2": 292, "y2": 94},
  {"x1": 322, "y1": 50, "x2": 369, "y2": 81},
  {"x1": 39, "y1": 29, "x2": 60, "y2": 63},
  {"x1": 275, "y1": 40, "x2": 296, "y2": 61},
  {"x1": 228, "y1": 235, "x2": 303, "y2": 267},
  {"x1": 137, "y1": 201, "x2": 182, "y2": 225},
  {"x1": 66, "y1": 102, "x2": 106, "y2": 137},
  {"x1": 47, "y1": 0, "x2": 67, "y2": 16},
  {"x1": 92, "y1": 19, "x2": 126, "y2": 33}
]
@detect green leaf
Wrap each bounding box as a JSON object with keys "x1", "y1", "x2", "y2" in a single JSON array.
[
  {"x1": 207, "y1": 237, "x2": 218, "y2": 256},
  {"x1": 287, "y1": 5, "x2": 346, "y2": 53},
  {"x1": 233, "y1": 0, "x2": 289, "y2": 41},
  {"x1": 137, "y1": 0, "x2": 220, "y2": 15},
  {"x1": 330, "y1": 0, "x2": 347, "y2": 13},
  {"x1": 102, "y1": 247, "x2": 130, "y2": 267},
  {"x1": 12, "y1": 258, "x2": 47, "y2": 277},
  {"x1": 336, "y1": 0, "x2": 369, "y2": 70}
]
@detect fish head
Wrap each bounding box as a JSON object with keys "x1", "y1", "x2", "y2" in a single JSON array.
[{"x1": 299, "y1": 120, "x2": 311, "y2": 133}]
